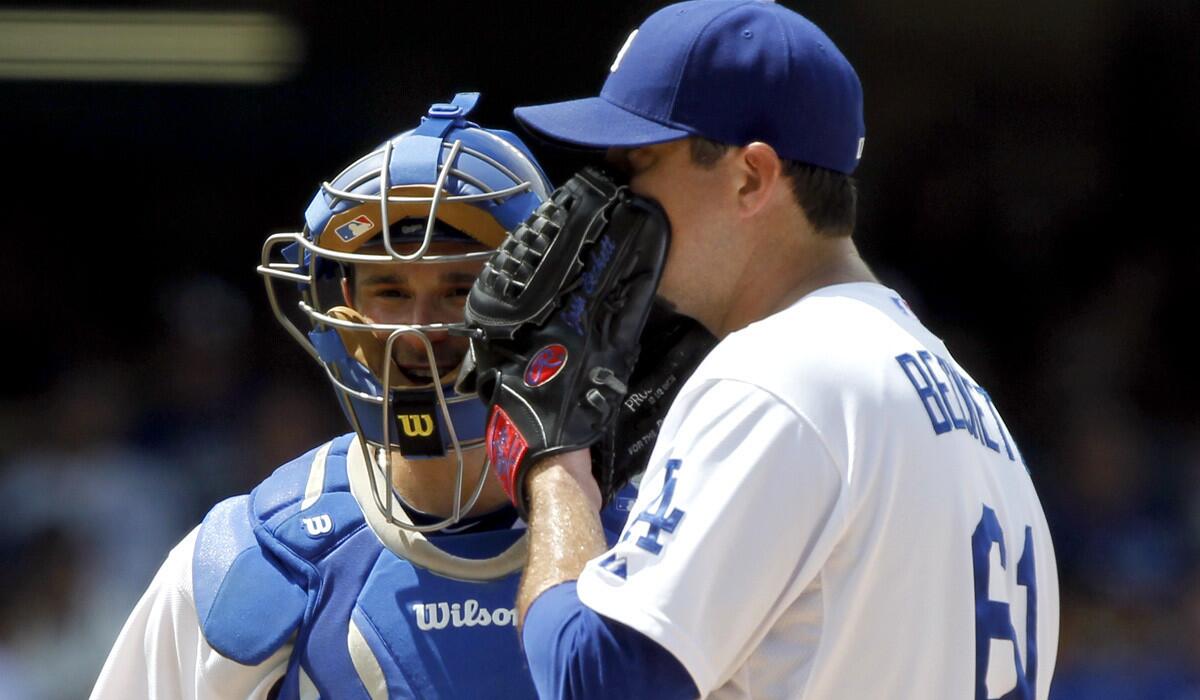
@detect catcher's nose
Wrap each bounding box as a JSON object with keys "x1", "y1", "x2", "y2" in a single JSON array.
[
  {"x1": 389, "y1": 296, "x2": 459, "y2": 339},
  {"x1": 391, "y1": 328, "x2": 450, "y2": 355}
]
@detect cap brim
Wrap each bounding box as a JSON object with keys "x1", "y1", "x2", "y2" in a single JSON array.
[{"x1": 513, "y1": 97, "x2": 691, "y2": 150}]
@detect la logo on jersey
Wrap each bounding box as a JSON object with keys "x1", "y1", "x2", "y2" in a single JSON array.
[
  {"x1": 335, "y1": 214, "x2": 373, "y2": 242},
  {"x1": 600, "y1": 458, "x2": 686, "y2": 580},
  {"x1": 411, "y1": 599, "x2": 517, "y2": 631},
  {"x1": 301, "y1": 514, "x2": 333, "y2": 537}
]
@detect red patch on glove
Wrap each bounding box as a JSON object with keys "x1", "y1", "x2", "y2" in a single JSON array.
[{"x1": 486, "y1": 405, "x2": 529, "y2": 504}]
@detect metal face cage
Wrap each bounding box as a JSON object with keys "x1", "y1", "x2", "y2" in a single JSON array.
[{"x1": 257, "y1": 93, "x2": 550, "y2": 534}]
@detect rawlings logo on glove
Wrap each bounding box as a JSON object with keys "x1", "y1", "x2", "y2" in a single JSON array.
[{"x1": 524, "y1": 345, "x2": 568, "y2": 387}]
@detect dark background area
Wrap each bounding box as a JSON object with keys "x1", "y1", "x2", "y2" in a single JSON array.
[{"x1": 0, "y1": 1, "x2": 1197, "y2": 697}]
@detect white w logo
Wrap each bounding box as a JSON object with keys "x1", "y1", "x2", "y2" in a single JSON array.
[{"x1": 301, "y1": 514, "x2": 333, "y2": 537}]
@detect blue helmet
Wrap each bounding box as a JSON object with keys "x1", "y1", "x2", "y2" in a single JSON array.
[{"x1": 259, "y1": 93, "x2": 551, "y2": 533}]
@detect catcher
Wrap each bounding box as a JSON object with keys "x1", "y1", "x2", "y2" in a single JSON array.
[{"x1": 90, "y1": 93, "x2": 711, "y2": 700}]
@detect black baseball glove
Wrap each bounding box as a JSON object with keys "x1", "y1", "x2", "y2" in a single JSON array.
[
  {"x1": 460, "y1": 166, "x2": 670, "y2": 515},
  {"x1": 591, "y1": 304, "x2": 716, "y2": 504}
]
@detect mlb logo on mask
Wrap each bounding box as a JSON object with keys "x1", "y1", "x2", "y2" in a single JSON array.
[{"x1": 335, "y1": 215, "x2": 374, "y2": 242}]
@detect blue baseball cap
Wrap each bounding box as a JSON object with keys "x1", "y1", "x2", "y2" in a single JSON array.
[{"x1": 514, "y1": 0, "x2": 865, "y2": 174}]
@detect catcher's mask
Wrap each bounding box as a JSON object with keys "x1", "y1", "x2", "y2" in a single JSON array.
[{"x1": 259, "y1": 92, "x2": 551, "y2": 534}]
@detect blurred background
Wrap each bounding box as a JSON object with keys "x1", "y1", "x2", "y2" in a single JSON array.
[{"x1": 0, "y1": 0, "x2": 1195, "y2": 697}]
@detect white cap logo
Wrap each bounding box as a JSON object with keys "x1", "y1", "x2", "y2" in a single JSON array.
[
  {"x1": 857, "y1": 137, "x2": 866, "y2": 160},
  {"x1": 610, "y1": 29, "x2": 638, "y2": 73}
]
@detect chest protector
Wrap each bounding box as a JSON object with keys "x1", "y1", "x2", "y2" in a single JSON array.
[{"x1": 193, "y1": 434, "x2": 563, "y2": 699}]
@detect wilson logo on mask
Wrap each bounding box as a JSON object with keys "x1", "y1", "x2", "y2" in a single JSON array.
[{"x1": 398, "y1": 413, "x2": 435, "y2": 437}]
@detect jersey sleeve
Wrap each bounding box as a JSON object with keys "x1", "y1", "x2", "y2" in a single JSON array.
[
  {"x1": 522, "y1": 581, "x2": 698, "y2": 700},
  {"x1": 575, "y1": 379, "x2": 849, "y2": 696},
  {"x1": 90, "y1": 528, "x2": 293, "y2": 700}
]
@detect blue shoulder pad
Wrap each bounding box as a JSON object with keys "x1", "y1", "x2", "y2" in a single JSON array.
[
  {"x1": 193, "y1": 495, "x2": 307, "y2": 664},
  {"x1": 250, "y1": 434, "x2": 366, "y2": 565},
  {"x1": 252, "y1": 440, "x2": 343, "y2": 521}
]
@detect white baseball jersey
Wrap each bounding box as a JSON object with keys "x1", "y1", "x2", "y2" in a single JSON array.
[
  {"x1": 90, "y1": 526, "x2": 294, "y2": 700},
  {"x1": 577, "y1": 282, "x2": 1059, "y2": 699}
]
